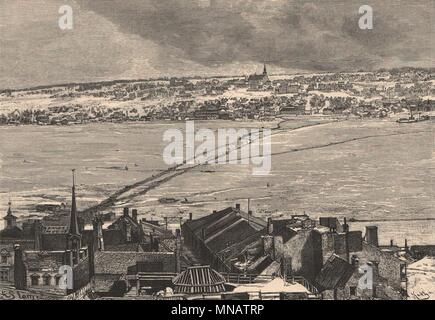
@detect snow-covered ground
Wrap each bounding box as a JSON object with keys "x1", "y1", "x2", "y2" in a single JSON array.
[{"x1": 407, "y1": 257, "x2": 435, "y2": 300}]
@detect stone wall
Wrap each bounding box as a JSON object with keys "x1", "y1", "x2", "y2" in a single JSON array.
[{"x1": 276, "y1": 229, "x2": 323, "y2": 281}]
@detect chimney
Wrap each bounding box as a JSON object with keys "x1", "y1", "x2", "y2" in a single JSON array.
[
  {"x1": 405, "y1": 239, "x2": 409, "y2": 251},
  {"x1": 213, "y1": 210, "x2": 217, "y2": 214},
  {"x1": 66, "y1": 250, "x2": 74, "y2": 267},
  {"x1": 174, "y1": 230, "x2": 182, "y2": 273},
  {"x1": 164, "y1": 217, "x2": 168, "y2": 230},
  {"x1": 149, "y1": 232, "x2": 154, "y2": 249},
  {"x1": 370, "y1": 261, "x2": 379, "y2": 291},
  {"x1": 267, "y1": 218, "x2": 273, "y2": 235},
  {"x1": 262, "y1": 235, "x2": 274, "y2": 259},
  {"x1": 343, "y1": 217, "x2": 349, "y2": 233},
  {"x1": 174, "y1": 243, "x2": 181, "y2": 273},
  {"x1": 390, "y1": 239, "x2": 394, "y2": 247},
  {"x1": 351, "y1": 255, "x2": 359, "y2": 267},
  {"x1": 189, "y1": 212, "x2": 193, "y2": 221},
  {"x1": 235, "y1": 203, "x2": 240, "y2": 211},
  {"x1": 153, "y1": 236, "x2": 160, "y2": 252},
  {"x1": 123, "y1": 207, "x2": 129, "y2": 217},
  {"x1": 132, "y1": 209, "x2": 138, "y2": 223},
  {"x1": 92, "y1": 216, "x2": 104, "y2": 251},
  {"x1": 248, "y1": 210, "x2": 252, "y2": 225},
  {"x1": 78, "y1": 217, "x2": 85, "y2": 234},
  {"x1": 85, "y1": 244, "x2": 93, "y2": 279},
  {"x1": 14, "y1": 244, "x2": 27, "y2": 290},
  {"x1": 365, "y1": 226, "x2": 379, "y2": 247},
  {"x1": 34, "y1": 220, "x2": 42, "y2": 251}
]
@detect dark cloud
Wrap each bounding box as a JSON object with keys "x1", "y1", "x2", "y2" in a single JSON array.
[
  {"x1": 77, "y1": 0, "x2": 434, "y2": 71},
  {"x1": 1, "y1": 0, "x2": 433, "y2": 88}
]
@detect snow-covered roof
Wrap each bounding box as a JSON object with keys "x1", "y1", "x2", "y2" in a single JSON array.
[
  {"x1": 233, "y1": 277, "x2": 311, "y2": 294},
  {"x1": 407, "y1": 257, "x2": 435, "y2": 300}
]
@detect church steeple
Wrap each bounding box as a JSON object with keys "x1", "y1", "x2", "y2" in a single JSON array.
[
  {"x1": 263, "y1": 63, "x2": 267, "y2": 75},
  {"x1": 69, "y1": 169, "x2": 80, "y2": 236},
  {"x1": 7, "y1": 199, "x2": 12, "y2": 216},
  {"x1": 67, "y1": 169, "x2": 82, "y2": 266},
  {"x1": 4, "y1": 198, "x2": 17, "y2": 229}
]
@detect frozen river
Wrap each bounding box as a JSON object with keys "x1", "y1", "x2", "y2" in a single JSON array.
[{"x1": 0, "y1": 118, "x2": 433, "y2": 245}]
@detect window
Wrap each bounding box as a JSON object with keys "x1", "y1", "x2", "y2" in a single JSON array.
[
  {"x1": 1, "y1": 256, "x2": 7, "y2": 264},
  {"x1": 43, "y1": 274, "x2": 51, "y2": 286},
  {"x1": 55, "y1": 276, "x2": 61, "y2": 286},
  {"x1": 31, "y1": 275, "x2": 40, "y2": 286},
  {"x1": 350, "y1": 286, "x2": 357, "y2": 296},
  {"x1": 0, "y1": 270, "x2": 9, "y2": 281},
  {"x1": 126, "y1": 225, "x2": 132, "y2": 242}
]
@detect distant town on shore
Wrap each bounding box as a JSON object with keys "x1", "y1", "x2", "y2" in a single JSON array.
[{"x1": 1, "y1": 67, "x2": 434, "y2": 125}]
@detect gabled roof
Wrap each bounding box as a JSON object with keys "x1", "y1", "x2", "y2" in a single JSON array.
[
  {"x1": 315, "y1": 254, "x2": 355, "y2": 291},
  {"x1": 206, "y1": 220, "x2": 259, "y2": 252},
  {"x1": 0, "y1": 226, "x2": 23, "y2": 239},
  {"x1": 24, "y1": 251, "x2": 65, "y2": 272},
  {"x1": 259, "y1": 260, "x2": 281, "y2": 277},
  {"x1": 184, "y1": 207, "x2": 234, "y2": 232},
  {"x1": 173, "y1": 265, "x2": 226, "y2": 294},
  {"x1": 183, "y1": 207, "x2": 266, "y2": 254},
  {"x1": 108, "y1": 214, "x2": 142, "y2": 231},
  {"x1": 185, "y1": 207, "x2": 266, "y2": 235},
  {"x1": 248, "y1": 74, "x2": 268, "y2": 82},
  {"x1": 141, "y1": 220, "x2": 173, "y2": 238},
  {"x1": 247, "y1": 255, "x2": 274, "y2": 274}
]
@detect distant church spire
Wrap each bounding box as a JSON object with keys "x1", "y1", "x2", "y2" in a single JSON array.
[
  {"x1": 69, "y1": 169, "x2": 80, "y2": 236},
  {"x1": 4, "y1": 197, "x2": 17, "y2": 229},
  {"x1": 7, "y1": 198, "x2": 12, "y2": 216},
  {"x1": 67, "y1": 169, "x2": 82, "y2": 267},
  {"x1": 263, "y1": 63, "x2": 267, "y2": 75}
]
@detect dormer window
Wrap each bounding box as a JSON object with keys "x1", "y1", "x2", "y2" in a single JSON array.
[
  {"x1": 55, "y1": 275, "x2": 62, "y2": 286},
  {"x1": 43, "y1": 274, "x2": 52, "y2": 286},
  {"x1": 0, "y1": 249, "x2": 10, "y2": 264},
  {"x1": 0, "y1": 270, "x2": 9, "y2": 281},
  {"x1": 126, "y1": 225, "x2": 132, "y2": 242},
  {"x1": 31, "y1": 274, "x2": 40, "y2": 286}
]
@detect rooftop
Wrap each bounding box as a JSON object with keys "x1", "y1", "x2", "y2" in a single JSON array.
[
  {"x1": 232, "y1": 277, "x2": 311, "y2": 295},
  {"x1": 24, "y1": 251, "x2": 66, "y2": 272},
  {"x1": 315, "y1": 254, "x2": 355, "y2": 291},
  {"x1": 173, "y1": 265, "x2": 226, "y2": 294},
  {"x1": 407, "y1": 257, "x2": 435, "y2": 300},
  {"x1": 183, "y1": 207, "x2": 267, "y2": 254},
  {"x1": 94, "y1": 251, "x2": 174, "y2": 275}
]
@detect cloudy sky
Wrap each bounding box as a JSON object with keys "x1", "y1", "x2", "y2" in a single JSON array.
[{"x1": 0, "y1": 0, "x2": 433, "y2": 89}]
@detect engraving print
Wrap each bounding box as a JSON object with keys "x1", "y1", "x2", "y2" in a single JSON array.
[{"x1": 0, "y1": 0, "x2": 434, "y2": 302}]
